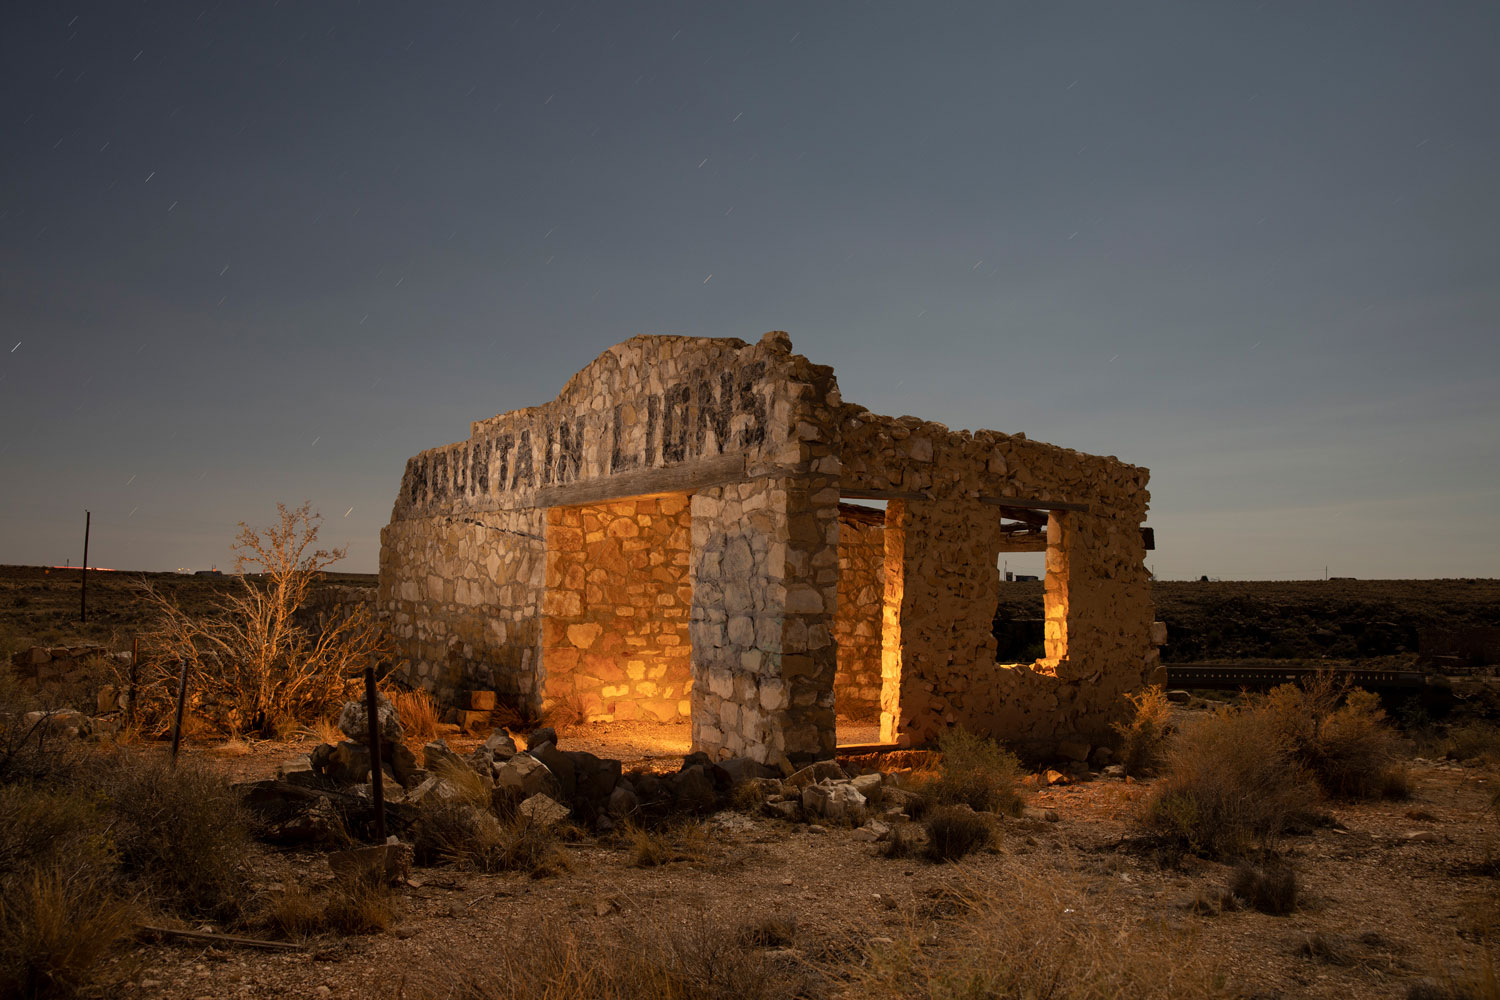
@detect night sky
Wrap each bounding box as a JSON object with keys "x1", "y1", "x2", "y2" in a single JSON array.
[{"x1": 3, "y1": 2, "x2": 1497, "y2": 579}]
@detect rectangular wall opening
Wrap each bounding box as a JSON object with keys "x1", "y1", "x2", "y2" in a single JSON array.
[
  {"x1": 541, "y1": 493, "x2": 695, "y2": 735},
  {"x1": 834, "y1": 501, "x2": 885, "y2": 746}
]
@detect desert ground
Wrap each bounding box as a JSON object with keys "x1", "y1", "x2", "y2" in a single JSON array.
[{"x1": 4, "y1": 566, "x2": 1500, "y2": 999}]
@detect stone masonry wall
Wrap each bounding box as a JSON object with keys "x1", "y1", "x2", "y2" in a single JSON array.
[
  {"x1": 378, "y1": 509, "x2": 545, "y2": 706},
  {"x1": 381, "y1": 330, "x2": 1153, "y2": 765},
  {"x1": 541, "y1": 496, "x2": 693, "y2": 722},
  {"x1": 840, "y1": 407, "x2": 1154, "y2": 755},
  {"x1": 833, "y1": 511, "x2": 883, "y2": 721}
]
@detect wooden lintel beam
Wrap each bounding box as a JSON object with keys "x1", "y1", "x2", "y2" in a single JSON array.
[
  {"x1": 538, "y1": 456, "x2": 746, "y2": 508},
  {"x1": 839, "y1": 488, "x2": 1090, "y2": 514},
  {"x1": 978, "y1": 496, "x2": 1091, "y2": 514}
]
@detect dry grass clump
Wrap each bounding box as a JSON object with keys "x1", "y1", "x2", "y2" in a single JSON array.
[
  {"x1": 1440, "y1": 722, "x2": 1500, "y2": 766},
  {"x1": 922, "y1": 805, "x2": 993, "y2": 862},
  {"x1": 386, "y1": 687, "x2": 439, "y2": 742},
  {"x1": 134, "y1": 502, "x2": 387, "y2": 737},
  {"x1": 1230, "y1": 856, "x2": 1298, "y2": 915},
  {"x1": 851, "y1": 876, "x2": 1231, "y2": 1000},
  {"x1": 0, "y1": 871, "x2": 134, "y2": 1000},
  {"x1": 0, "y1": 784, "x2": 133, "y2": 999},
  {"x1": 1114, "y1": 685, "x2": 1174, "y2": 777},
  {"x1": 921, "y1": 727, "x2": 1026, "y2": 816},
  {"x1": 95, "y1": 755, "x2": 251, "y2": 919},
  {"x1": 422, "y1": 916, "x2": 817, "y2": 1000},
  {"x1": 1140, "y1": 705, "x2": 1320, "y2": 858},
  {"x1": 261, "y1": 879, "x2": 395, "y2": 940},
  {"x1": 626, "y1": 821, "x2": 710, "y2": 868},
  {"x1": 413, "y1": 799, "x2": 570, "y2": 877},
  {"x1": 879, "y1": 822, "x2": 924, "y2": 859},
  {"x1": 1266, "y1": 675, "x2": 1405, "y2": 798}
]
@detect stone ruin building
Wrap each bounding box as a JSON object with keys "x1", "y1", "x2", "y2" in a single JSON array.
[{"x1": 379, "y1": 332, "x2": 1161, "y2": 769}]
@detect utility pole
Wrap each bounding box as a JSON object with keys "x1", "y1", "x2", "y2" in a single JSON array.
[{"x1": 80, "y1": 510, "x2": 91, "y2": 623}]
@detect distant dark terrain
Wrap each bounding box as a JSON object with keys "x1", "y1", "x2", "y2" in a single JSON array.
[
  {"x1": 996, "y1": 578, "x2": 1500, "y2": 665},
  {"x1": 3, "y1": 565, "x2": 1498, "y2": 667}
]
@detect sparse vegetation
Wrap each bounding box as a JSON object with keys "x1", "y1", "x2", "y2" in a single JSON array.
[
  {"x1": 1230, "y1": 856, "x2": 1299, "y2": 915},
  {"x1": 1114, "y1": 684, "x2": 1174, "y2": 777},
  {"x1": 134, "y1": 502, "x2": 388, "y2": 737},
  {"x1": 852, "y1": 876, "x2": 1233, "y2": 1000},
  {"x1": 1265, "y1": 674, "x2": 1405, "y2": 798},
  {"x1": 423, "y1": 914, "x2": 818, "y2": 1000},
  {"x1": 1140, "y1": 704, "x2": 1320, "y2": 858},
  {"x1": 261, "y1": 879, "x2": 395, "y2": 940},
  {"x1": 922, "y1": 804, "x2": 992, "y2": 861},
  {"x1": 387, "y1": 686, "x2": 439, "y2": 741},
  {"x1": 921, "y1": 726, "x2": 1026, "y2": 816},
  {"x1": 626, "y1": 820, "x2": 710, "y2": 868}
]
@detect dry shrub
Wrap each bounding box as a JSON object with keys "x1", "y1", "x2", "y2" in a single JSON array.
[
  {"x1": 922, "y1": 727, "x2": 1026, "y2": 816},
  {"x1": 1230, "y1": 856, "x2": 1298, "y2": 915},
  {"x1": 0, "y1": 871, "x2": 134, "y2": 1000},
  {"x1": 262, "y1": 880, "x2": 394, "y2": 940},
  {"x1": 134, "y1": 502, "x2": 387, "y2": 737},
  {"x1": 736, "y1": 913, "x2": 797, "y2": 949},
  {"x1": 852, "y1": 876, "x2": 1230, "y2": 1000},
  {"x1": 386, "y1": 687, "x2": 439, "y2": 742},
  {"x1": 423, "y1": 915, "x2": 816, "y2": 1000},
  {"x1": 1114, "y1": 685, "x2": 1174, "y2": 777},
  {"x1": 1442, "y1": 723, "x2": 1500, "y2": 766},
  {"x1": 1140, "y1": 705, "x2": 1320, "y2": 858},
  {"x1": 0, "y1": 782, "x2": 133, "y2": 1000},
  {"x1": 627, "y1": 821, "x2": 710, "y2": 867},
  {"x1": 95, "y1": 754, "x2": 251, "y2": 919},
  {"x1": 1266, "y1": 675, "x2": 1404, "y2": 798},
  {"x1": 879, "y1": 822, "x2": 923, "y2": 859},
  {"x1": 413, "y1": 800, "x2": 569, "y2": 877},
  {"x1": 923, "y1": 805, "x2": 992, "y2": 862}
]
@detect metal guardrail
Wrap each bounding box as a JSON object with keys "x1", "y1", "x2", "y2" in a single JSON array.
[{"x1": 1164, "y1": 663, "x2": 1432, "y2": 691}]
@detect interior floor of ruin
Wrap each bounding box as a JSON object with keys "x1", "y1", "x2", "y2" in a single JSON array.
[{"x1": 537, "y1": 719, "x2": 887, "y2": 771}]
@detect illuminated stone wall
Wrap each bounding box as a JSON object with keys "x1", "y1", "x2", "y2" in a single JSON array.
[
  {"x1": 833, "y1": 511, "x2": 884, "y2": 721},
  {"x1": 541, "y1": 496, "x2": 693, "y2": 722},
  {"x1": 841, "y1": 409, "x2": 1156, "y2": 755}
]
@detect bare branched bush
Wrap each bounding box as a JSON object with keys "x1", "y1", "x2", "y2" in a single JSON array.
[
  {"x1": 1114, "y1": 685, "x2": 1174, "y2": 777},
  {"x1": 1140, "y1": 705, "x2": 1320, "y2": 858},
  {"x1": 134, "y1": 502, "x2": 387, "y2": 737},
  {"x1": 1230, "y1": 856, "x2": 1298, "y2": 915}
]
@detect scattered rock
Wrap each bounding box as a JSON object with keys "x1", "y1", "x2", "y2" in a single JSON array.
[
  {"x1": 518, "y1": 793, "x2": 572, "y2": 829},
  {"x1": 484, "y1": 730, "x2": 518, "y2": 758},
  {"x1": 525, "y1": 726, "x2": 558, "y2": 750},
  {"x1": 1403, "y1": 830, "x2": 1439, "y2": 844},
  {"x1": 674, "y1": 765, "x2": 719, "y2": 814},
  {"x1": 1057, "y1": 737, "x2": 1091, "y2": 763},
  {"x1": 423, "y1": 739, "x2": 467, "y2": 773},
  {"x1": 1165, "y1": 689, "x2": 1191, "y2": 704},
  {"x1": 1023, "y1": 807, "x2": 1059, "y2": 823},
  {"x1": 801, "y1": 780, "x2": 867, "y2": 823},
  {"x1": 338, "y1": 696, "x2": 403, "y2": 744},
  {"x1": 785, "y1": 760, "x2": 847, "y2": 788},
  {"x1": 851, "y1": 819, "x2": 892, "y2": 843},
  {"x1": 494, "y1": 753, "x2": 558, "y2": 799},
  {"x1": 850, "y1": 773, "x2": 884, "y2": 803}
]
